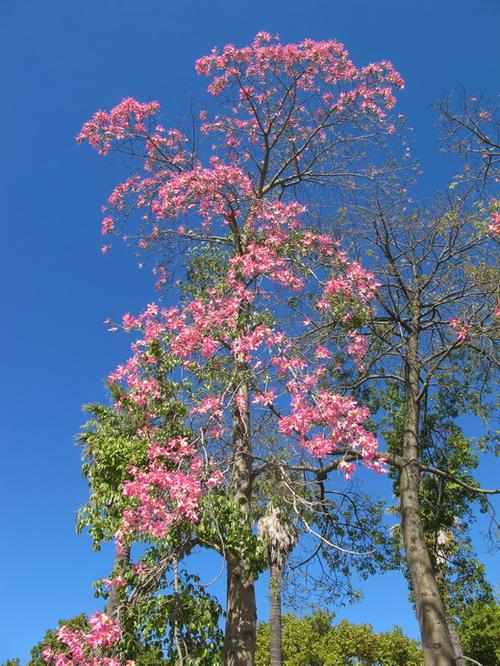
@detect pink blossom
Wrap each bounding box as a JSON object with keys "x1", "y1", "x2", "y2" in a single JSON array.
[
  {"x1": 252, "y1": 388, "x2": 277, "y2": 406},
  {"x1": 347, "y1": 332, "x2": 368, "y2": 369},
  {"x1": 101, "y1": 216, "x2": 114, "y2": 235},
  {"x1": 77, "y1": 97, "x2": 160, "y2": 155},
  {"x1": 314, "y1": 345, "x2": 331, "y2": 360},
  {"x1": 449, "y1": 318, "x2": 470, "y2": 341},
  {"x1": 488, "y1": 207, "x2": 500, "y2": 235},
  {"x1": 43, "y1": 613, "x2": 122, "y2": 666}
]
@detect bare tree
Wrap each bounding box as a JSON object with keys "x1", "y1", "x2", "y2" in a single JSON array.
[{"x1": 341, "y1": 182, "x2": 499, "y2": 665}]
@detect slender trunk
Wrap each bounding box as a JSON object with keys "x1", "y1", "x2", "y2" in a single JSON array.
[
  {"x1": 223, "y1": 363, "x2": 257, "y2": 666},
  {"x1": 106, "y1": 541, "x2": 130, "y2": 619},
  {"x1": 400, "y1": 322, "x2": 455, "y2": 666},
  {"x1": 448, "y1": 622, "x2": 465, "y2": 666},
  {"x1": 173, "y1": 557, "x2": 185, "y2": 666},
  {"x1": 269, "y1": 562, "x2": 283, "y2": 666}
]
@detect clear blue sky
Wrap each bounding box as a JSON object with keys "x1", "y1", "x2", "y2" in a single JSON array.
[{"x1": 1, "y1": 1, "x2": 498, "y2": 662}]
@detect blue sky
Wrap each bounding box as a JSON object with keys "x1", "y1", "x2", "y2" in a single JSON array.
[{"x1": 1, "y1": 0, "x2": 498, "y2": 662}]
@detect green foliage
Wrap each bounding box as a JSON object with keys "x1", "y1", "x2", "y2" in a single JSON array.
[
  {"x1": 26, "y1": 580, "x2": 223, "y2": 666},
  {"x1": 100, "y1": 541, "x2": 224, "y2": 663},
  {"x1": 457, "y1": 601, "x2": 500, "y2": 666},
  {"x1": 0, "y1": 660, "x2": 20, "y2": 666},
  {"x1": 196, "y1": 492, "x2": 267, "y2": 578},
  {"x1": 183, "y1": 244, "x2": 231, "y2": 300},
  {"x1": 124, "y1": 579, "x2": 223, "y2": 665},
  {"x1": 255, "y1": 612, "x2": 423, "y2": 666}
]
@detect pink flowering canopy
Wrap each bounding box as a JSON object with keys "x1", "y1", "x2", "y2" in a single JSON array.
[
  {"x1": 77, "y1": 32, "x2": 404, "y2": 252},
  {"x1": 76, "y1": 196, "x2": 383, "y2": 566},
  {"x1": 60, "y1": 33, "x2": 406, "y2": 664},
  {"x1": 76, "y1": 30, "x2": 398, "y2": 554}
]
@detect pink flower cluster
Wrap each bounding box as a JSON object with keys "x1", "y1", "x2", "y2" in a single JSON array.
[
  {"x1": 152, "y1": 159, "x2": 253, "y2": 229},
  {"x1": 252, "y1": 388, "x2": 278, "y2": 406},
  {"x1": 42, "y1": 612, "x2": 122, "y2": 666},
  {"x1": 347, "y1": 332, "x2": 369, "y2": 370},
  {"x1": 323, "y1": 256, "x2": 380, "y2": 304},
  {"x1": 77, "y1": 42, "x2": 404, "y2": 273},
  {"x1": 103, "y1": 190, "x2": 382, "y2": 454},
  {"x1": 77, "y1": 97, "x2": 160, "y2": 155},
  {"x1": 488, "y1": 200, "x2": 500, "y2": 235},
  {"x1": 489, "y1": 211, "x2": 500, "y2": 235},
  {"x1": 102, "y1": 576, "x2": 126, "y2": 590},
  {"x1": 229, "y1": 241, "x2": 303, "y2": 291},
  {"x1": 449, "y1": 318, "x2": 470, "y2": 341},
  {"x1": 103, "y1": 190, "x2": 382, "y2": 492},
  {"x1": 108, "y1": 354, "x2": 161, "y2": 408},
  {"x1": 121, "y1": 437, "x2": 223, "y2": 539},
  {"x1": 278, "y1": 380, "x2": 379, "y2": 462},
  {"x1": 195, "y1": 32, "x2": 403, "y2": 100},
  {"x1": 193, "y1": 33, "x2": 403, "y2": 161}
]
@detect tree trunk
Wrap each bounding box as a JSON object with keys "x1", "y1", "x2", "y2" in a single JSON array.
[
  {"x1": 106, "y1": 541, "x2": 130, "y2": 619},
  {"x1": 223, "y1": 363, "x2": 257, "y2": 666},
  {"x1": 400, "y1": 325, "x2": 456, "y2": 666},
  {"x1": 269, "y1": 562, "x2": 283, "y2": 666},
  {"x1": 173, "y1": 557, "x2": 186, "y2": 665},
  {"x1": 224, "y1": 556, "x2": 257, "y2": 666},
  {"x1": 448, "y1": 621, "x2": 465, "y2": 666}
]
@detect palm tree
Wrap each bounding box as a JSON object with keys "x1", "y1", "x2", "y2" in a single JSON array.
[{"x1": 259, "y1": 504, "x2": 297, "y2": 666}]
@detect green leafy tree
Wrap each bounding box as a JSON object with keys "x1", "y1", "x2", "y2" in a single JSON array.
[
  {"x1": 77, "y1": 355, "x2": 188, "y2": 550},
  {"x1": 255, "y1": 612, "x2": 423, "y2": 666},
  {"x1": 76, "y1": 366, "x2": 224, "y2": 663},
  {"x1": 457, "y1": 601, "x2": 500, "y2": 666},
  {"x1": 27, "y1": 597, "x2": 222, "y2": 666},
  {"x1": 376, "y1": 372, "x2": 496, "y2": 665}
]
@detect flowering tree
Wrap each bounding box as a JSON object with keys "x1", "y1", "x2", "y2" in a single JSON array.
[{"x1": 42, "y1": 34, "x2": 408, "y2": 666}]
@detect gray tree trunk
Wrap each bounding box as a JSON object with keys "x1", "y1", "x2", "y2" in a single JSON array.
[
  {"x1": 106, "y1": 541, "x2": 130, "y2": 619},
  {"x1": 269, "y1": 562, "x2": 283, "y2": 666},
  {"x1": 223, "y1": 365, "x2": 257, "y2": 666},
  {"x1": 448, "y1": 621, "x2": 465, "y2": 666},
  {"x1": 400, "y1": 324, "x2": 456, "y2": 666},
  {"x1": 223, "y1": 556, "x2": 257, "y2": 665}
]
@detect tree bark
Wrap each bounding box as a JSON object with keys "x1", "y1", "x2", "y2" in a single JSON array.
[
  {"x1": 173, "y1": 557, "x2": 186, "y2": 666},
  {"x1": 223, "y1": 364, "x2": 257, "y2": 666},
  {"x1": 106, "y1": 541, "x2": 130, "y2": 619},
  {"x1": 400, "y1": 324, "x2": 456, "y2": 666},
  {"x1": 448, "y1": 621, "x2": 465, "y2": 666},
  {"x1": 269, "y1": 562, "x2": 283, "y2": 666},
  {"x1": 224, "y1": 556, "x2": 257, "y2": 665}
]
